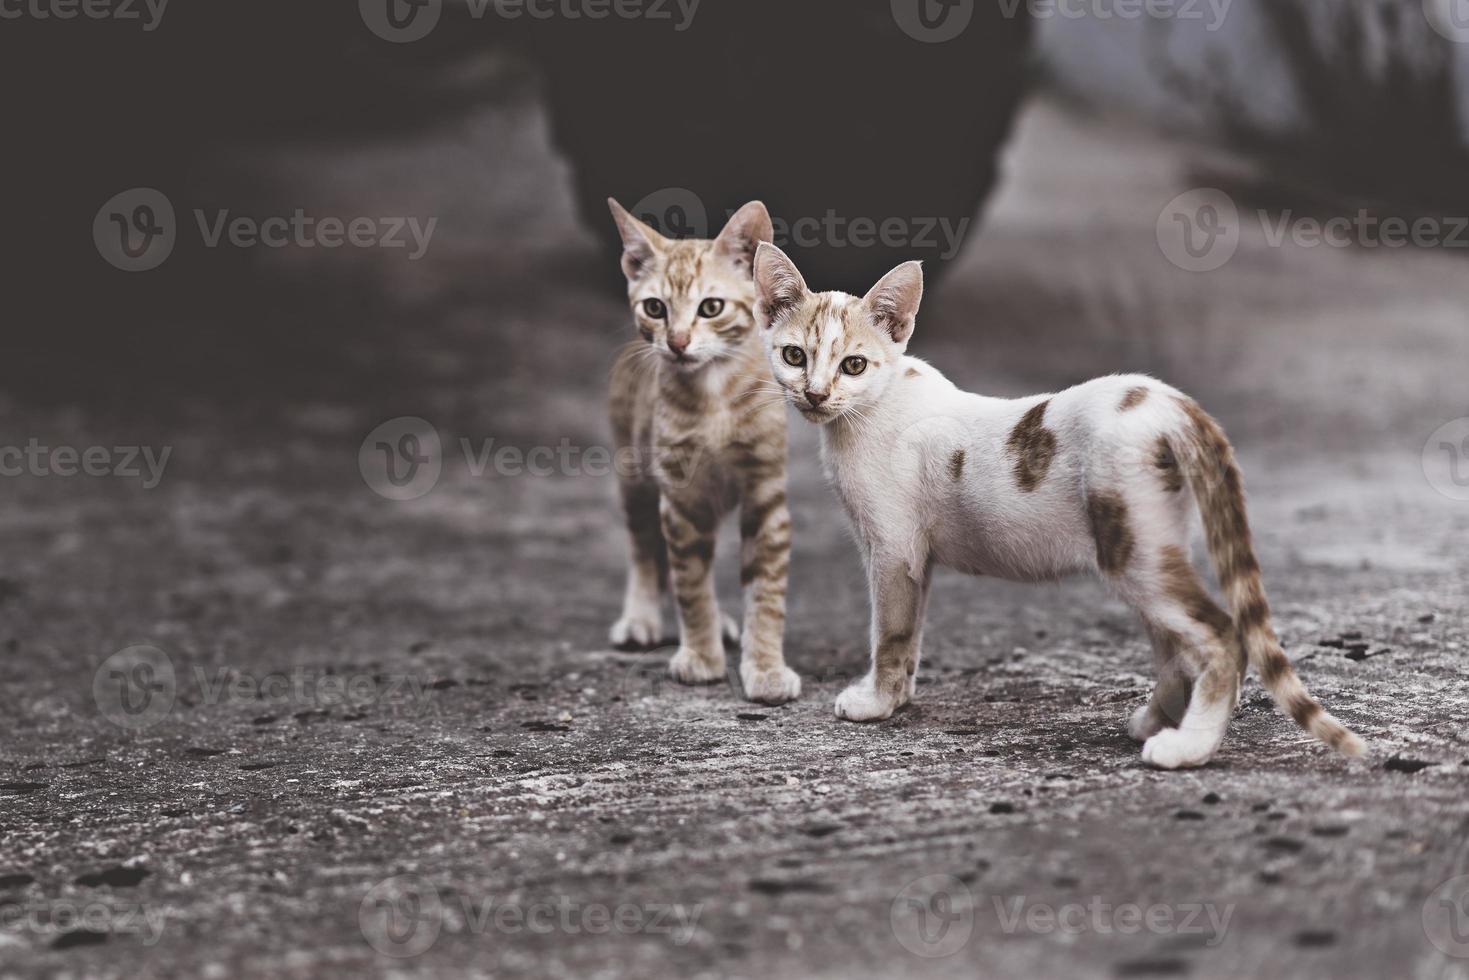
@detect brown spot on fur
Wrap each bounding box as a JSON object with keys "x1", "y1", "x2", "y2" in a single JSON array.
[
  {"x1": 905, "y1": 367, "x2": 920, "y2": 378},
  {"x1": 1088, "y1": 492, "x2": 1135, "y2": 574},
  {"x1": 1007, "y1": 400, "x2": 1057, "y2": 492},
  {"x1": 1155, "y1": 437, "x2": 1184, "y2": 493},
  {"x1": 1159, "y1": 545, "x2": 1235, "y2": 641},
  {"x1": 1258, "y1": 649, "x2": 1291, "y2": 688},
  {"x1": 1119, "y1": 386, "x2": 1150, "y2": 411},
  {"x1": 948, "y1": 449, "x2": 965, "y2": 481}
]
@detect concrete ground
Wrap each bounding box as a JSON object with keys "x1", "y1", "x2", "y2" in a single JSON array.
[{"x1": 2, "y1": 93, "x2": 1468, "y2": 980}]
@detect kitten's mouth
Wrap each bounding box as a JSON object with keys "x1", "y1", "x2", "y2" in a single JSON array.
[{"x1": 796, "y1": 401, "x2": 838, "y2": 424}]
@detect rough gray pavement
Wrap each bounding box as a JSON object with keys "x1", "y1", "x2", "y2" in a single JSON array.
[{"x1": 2, "y1": 98, "x2": 1468, "y2": 980}]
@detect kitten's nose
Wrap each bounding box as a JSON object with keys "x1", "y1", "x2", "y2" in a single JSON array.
[
  {"x1": 667, "y1": 333, "x2": 691, "y2": 355},
  {"x1": 804, "y1": 389, "x2": 829, "y2": 407}
]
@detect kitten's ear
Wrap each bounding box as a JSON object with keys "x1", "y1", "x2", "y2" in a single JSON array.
[
  {"x1": 861, "y1": 261, "x2": 924, "y2": 344},
  {"x1": 607, "y1": 198, "x2": 667, "y2": 282},
  {"x1": 753, "y1": 242, "x2": 809, "y2": 330},
  {"x1": 712, "y1": 201, "x2": 774, "y2": 277}
]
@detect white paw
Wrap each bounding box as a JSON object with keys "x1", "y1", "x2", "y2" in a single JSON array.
[
  {"x1": 834, "y1": 676, "x2": 900, "y2": 722},
  {"x1": 1128, "y1": 704, "x2": 1165, "y2": 743},
  {"x1": 609, "y1": 610, "x2": 662, "y2": 650},
  {"x1": 668, "y1": 647, "x2": 726, "y2": 685},
  {"x1": 1141, "y1": 728, "x2": 1218, "y2": 770},
  {"x1": 721, "y1": 612, "x2": 741, "y2": 648},
  {"x1": 741, "y1": 663, "x2": 801, "y2": 705}
]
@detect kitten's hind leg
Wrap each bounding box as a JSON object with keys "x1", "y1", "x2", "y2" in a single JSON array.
[
  {"x1": 836, "y1": 554, "x2": 930, "y2": 722},
  {"x1": 1128, "y1": 624, "x2": 1193, "y2": 742},
  {"x1": 609, "y1": 479, "x2": 667, "y2": 650},
  {"x1": 1111, "y1": 548, "x2": 1239, "y2": 769}
]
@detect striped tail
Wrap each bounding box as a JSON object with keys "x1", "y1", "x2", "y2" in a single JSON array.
[{"x1": 1174, "y1": 398, "x2": 1365, "y2": 757}]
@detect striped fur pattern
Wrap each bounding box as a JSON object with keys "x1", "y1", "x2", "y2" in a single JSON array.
[
  {"x1": 753, "y1": 243, "x2": 1365, "y2": 768},
  {"x1": 606, "y1": 200, "x2": 800, "y2": 704}
]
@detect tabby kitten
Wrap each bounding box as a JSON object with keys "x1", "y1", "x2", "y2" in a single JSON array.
[
  {"x1": 753, "y1": 242, "x2": 1364, "y2": 768},
  {"x1": 606, "y1": 200, "x2": 800, "y2": 704}
]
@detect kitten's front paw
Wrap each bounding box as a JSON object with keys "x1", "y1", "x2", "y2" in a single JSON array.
[
  {"x1": 609, "y1": 611, "x2": 662, "y2": 650},
  {"x1": 741, "y1": 662, "x2": 801, "y2": 705},
  {"x1": 668, "y1": 647, "x2": 727, "y2": 685},
  {"x1": 1128, "y1": 704, "x2": 1165, "y2": 743},
  {"x1": 1141, "y1": 729, "x2": 1217, "y2": 770},
  {"x1": 834, "y1": 677, "x2": 901, "y2": 722}
]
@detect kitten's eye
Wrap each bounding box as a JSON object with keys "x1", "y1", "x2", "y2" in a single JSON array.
[
  {"x1": 781, "y1": 346, "x2": 806, "y2": 367},
  {"x1": 697, "y1": 298, "x2": 725, "y2": 318},
  {"x1": 841, "y1": 355, "x2": 868, "y2": 376},
  {"x1": 642, "y1": 298, "x2": 667, "y2": 319}
]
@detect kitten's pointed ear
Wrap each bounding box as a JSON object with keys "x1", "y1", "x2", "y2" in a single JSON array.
[
  {"x1": 712, "y1": 201, "x2": 774, "y2": 277},
  {"x1": 608, "y1": 198, "x2": 667, "y2": 282},
  {"x1": 862, "y1": 261, "x2": 924, "y2": 344},
  {"x1": 753, "y1": 242, "x2": 809, "y2": 330}
]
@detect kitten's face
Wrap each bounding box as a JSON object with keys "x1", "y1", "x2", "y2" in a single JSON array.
[
  {"x1": 753, "y1": 244, "x2": 924, "y2": 425},
  {"x1": 609, "y1": 200, "x2": 773, "y2": 371}
]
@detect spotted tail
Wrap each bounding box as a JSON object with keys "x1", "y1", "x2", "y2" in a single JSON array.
[{"x1": 1174, "y1": 398, "x2": 1365, "y2": 757}]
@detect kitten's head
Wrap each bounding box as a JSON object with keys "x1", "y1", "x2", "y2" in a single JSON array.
[
  {"x1": 753, "y1": 242, "x2": 924, "y2": 424},
  {"x1": 608, "y1": 199, "x2": 773, "y2": 370}
]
